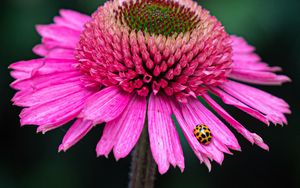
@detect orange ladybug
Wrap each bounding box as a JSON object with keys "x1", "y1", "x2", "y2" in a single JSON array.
[{"x1": 194, "y1": 124, "x2": 212, "y2": 145}]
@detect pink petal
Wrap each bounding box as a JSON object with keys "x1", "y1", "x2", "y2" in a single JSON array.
[
  {"x1": 96, "y1": 94, "x2": 147, "y2": 159},
  {"x1": 220, "y1": 81, "x2": 290, "y2": 125},
  {"x1": 12, "y1": 81, "x2": 84, "y2": 107},
  {"x1": 148, "y1": 93, "x2": 184, "y2": 174},
  {"x1": 34, "y1": 10, "x2": 89, "y2": 58},
  {"x1": 59, "y1": 9, "x2": 91, "y2": 30},
  {"x1": 183, "y1": 98, "x2": 241, "y2": 151},
  {"x1": 202, "y1": 94, "x2": 269, "y2": 150},
  {"x1": 79, "y1": 86, "x2": 130, "y2": 124},
  {"x1": 33, "y1": 45, "x2": 75, "y2": 59},
  {"x1": 54, "y1": 16, "x2": 80, "y2": 31},
  {"x1": 113, "y1": 95, "x2": 147, "y2": 160},
  {"x1": 251, "y1": 134, "x2": 270, "y2": 151},
  {"x1": 231, "y1": 35, "x2": 255, "y2": 53},
  {"x1": 170, "y1": 99, "x2": 212, "y2": 171},
  {"x1": 96, "y1": 120, "x2": 119, "y2": 158},
  {"x1": 41, "y1": 38, "x2": 74, "y2": 50},
  {"x1": 59, "y1": 119, "x2": 93, "y2": 152},
  {"x1": 46, "y1": 48, "x2": 75, "y2": 59},
  {"x1": 36, "y1": 25, "x2": 81, "y2": 48},
  {"x1": 179, "y1": 101, "x2": 228, "y2": 164},
  {"x1": 11, "y1": 71, "x2": 82, "y2": 91},
  {"x1": 10, "y1": 70, "x2": 31, "y2": 80},
  {"x1": 33, "y1": 44, "x2": 49, "y2": 56},
  {"x1": 230, "y1": 35, "x2": 290, "y2": 85},
  {"x1": 233, "y1": 53, "x2": 260, "y2": 63},
  {"x1": 9, "y1": 58, "x2": 77, "y2": 77},
  {"x1": 230, "y1": 69, "x2": 291, "y2": 85},
  {"x1": 20, "y1": 88, "x2": 94, "y2": 133},
  {"x1": 161, "y1": 95, "x2": 185, "y2": 171},
  {"x1": 210, "y1": 87, "x2": 270, "y2": 125}
]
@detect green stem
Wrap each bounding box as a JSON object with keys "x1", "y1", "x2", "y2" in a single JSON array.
[{"x1": 128, "y1": 122, "x2": 156, "y2": 188}]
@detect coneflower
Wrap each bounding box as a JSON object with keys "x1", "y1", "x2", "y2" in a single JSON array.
[{"x1": 10, "y1": 0, "x2": 290, "y2": 186}]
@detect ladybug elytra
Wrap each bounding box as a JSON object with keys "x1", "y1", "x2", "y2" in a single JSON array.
[{"x1": 194, "y1": 124, "x2": 212, "y2": 145}]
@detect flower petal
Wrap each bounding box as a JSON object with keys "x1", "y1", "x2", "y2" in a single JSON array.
[
  {"x1": 46, "y1": 48, "x2": 75, "y2": 59},
  {"x1": 58, "y1": 9, "x2": 91, "y2": 30},
  {"x1": 36, "y1": 25, "x2": 81, "y2": 48},
  {"x1": 202, "y1": 94, "x2": 269, "y2": 150},
  {"x1": 113, "y1": 95, "x2": 147, "y2": 160},
  {"x1": 179, "y1": 101, "x2": 228, "y2": 164},
  {"x1": 210, "y1": 87, "x2": 270, "y2": 125},
  {"x1": 20, "y1": 88, "x2": 94, "y2": 133},
  {"x1": 220, "y1": 81, "x2": 290, "y2": 125},
  {"x1": 230, "y1": 35, "x2": 290, "y2": 85},
  {"x1": 9, "y1": 58, "x2": 77, "y2": 77},
  {"x1": 33, "y1": 44, "x2": 49, "y2": 56},
  {"x1": 230, "y1": 69, "x2": 291, "y2": 85},
  {"x1": 12, "y1": 81, "x2": 84, "y2": 107},
  {"x1": 59, "y1": 119, "x2": 93, "y2": 152},
  {"x1": 170, "y1": 99, "x2": 212, "y2": 171},
  {"x1": 148, "y1": 93, "x2": 184, "y2": 174},
  {"x1": 96, "y1": 120, "x2": 119, "y2": 158},
  {"x1": 10, "y1": 70, "x2": 31, "y2": 80},
  {"x1": 79, "y1": 86, "x2": 130, "y2": 124},
  {"x1": 96, "y1": 94, "x2": 147, "y2": 159},
  {"x1": 183, "y1": 97, "x2": 241, "y2": 151},
  {"x1": 11, "y1": 71, "x2": 81, "y2": 91}
]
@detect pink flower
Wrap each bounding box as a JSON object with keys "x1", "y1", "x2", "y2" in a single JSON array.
[{"x1": 10, "y1": 0, "x2": 291, "y2": 174}]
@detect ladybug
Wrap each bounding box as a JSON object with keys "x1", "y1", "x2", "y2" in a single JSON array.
[{"x1": 194, "y1": 124, "x2": 212, "y2": 145}]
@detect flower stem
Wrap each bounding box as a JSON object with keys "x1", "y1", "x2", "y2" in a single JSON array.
[{"x1": 129, "y1": 122, "x2": 156, "y2": 188}]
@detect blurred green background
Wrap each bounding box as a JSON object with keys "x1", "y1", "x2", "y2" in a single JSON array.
[{"x1": 0, "y1": 0, "x2": 299, "y2": 187}]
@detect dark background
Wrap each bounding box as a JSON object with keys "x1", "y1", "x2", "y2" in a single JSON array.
[{"x1": 1, "y1": 0, "x2": 299, "y2": 188}]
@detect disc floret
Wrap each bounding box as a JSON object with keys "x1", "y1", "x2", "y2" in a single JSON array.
[
  {"x1": 115, "y1": 0, "x2": 201, "y2": 36},
  {"x1": 76, "y1": 0, "x2": 233, "y2": 102}
]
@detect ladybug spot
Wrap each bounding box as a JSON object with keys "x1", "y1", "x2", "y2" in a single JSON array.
[{"x1": 194, "y1": 124, "x2": 212, "y2": 145}]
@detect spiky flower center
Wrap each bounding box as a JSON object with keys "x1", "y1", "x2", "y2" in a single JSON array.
[
  {"x1": 115, "y1": 0, "x2": 201, "y2": 36},
  {"x1": 76, "y1": 0, "x2": 233, "y2": 102}
]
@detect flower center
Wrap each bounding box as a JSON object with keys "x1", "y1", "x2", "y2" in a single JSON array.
[
  {"x1": 76, "y1": 0, "x2": 233, "y2": 102},
  {"x1": 115, "y1": 0, "x2": 201, "y2": 36}
]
